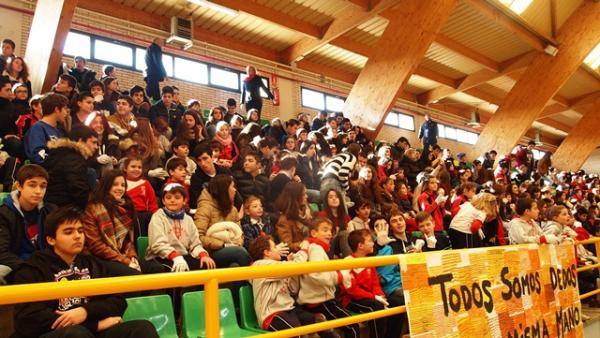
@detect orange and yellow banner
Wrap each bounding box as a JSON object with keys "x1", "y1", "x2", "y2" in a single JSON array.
[{"x1": 399, "y1": 244, "x2": 582, "y2": 338}]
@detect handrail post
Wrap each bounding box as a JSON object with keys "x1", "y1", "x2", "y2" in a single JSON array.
[{"x1": 205, "y1": 278, "x2": 220, "y2": 338}]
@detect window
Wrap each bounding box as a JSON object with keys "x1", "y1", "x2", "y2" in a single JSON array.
[
  {"x1": 437, "y1": 124, "x2": 445, "y2": 139},
  {"x1": 584, "y1": 43, "x2": 600, "y2": 71},
  {"x1": 63, "y1": 32, "x2": 91, "y2": 59},
  {"x1": 210, "y1": 67, "x2": 240, "y2": 90},
  {"x1": 301, "y1": 87, "x2": 325, "y2": 110},
  {"x1": 444, "y1": 126, "x2": 457, "y2": 140},
  {"x1": 259, "y1": 77, "x2": 270, "y2": 98},
  {"x1": 438, "y1": 123, "x2": 479, "y2": 144},
  {"x1": 135, "y1": 48, "x2": 146, "y2": 71},
  {"x1": 93, "y1": 39, "x2": 133, "y2": 67},
  {"x1": 384, "y1": 111, "x2": 414, "y2": 131},
  {"x1": 162, "y1": 55, "x2": 174, "y2": 77},
  {"x1": 499, "y1": 0, "x2": 533, "y2": 14},
  {"x1": 174, "y1": 57, "x2": 208, "y2": 84},
  {"x1": 326, "y1": 95, "x2": 345, "y2": 113}
]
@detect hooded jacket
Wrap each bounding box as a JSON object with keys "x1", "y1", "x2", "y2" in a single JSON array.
[
  {"x1": 193, "y1": 188, "x2": 240, "y2": 251},
  {"x1": 0, "y1": 191, "x2": 54, "y2": 272},
  {"x1": 42, "y1": 138, "x2": 93, "y2": 210},
  {"x1": 10, "y1": 249, "x2": 126, "y2": 338}
]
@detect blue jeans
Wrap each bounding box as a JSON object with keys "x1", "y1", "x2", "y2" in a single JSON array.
[{"x1": 211, "y1": 246, "x2": 251, "y2": 268}]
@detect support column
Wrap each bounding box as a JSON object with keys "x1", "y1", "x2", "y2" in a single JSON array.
[
  {"x1": 552, "y1": 101, "x2": 600, "y2": 171},
  {"x1": 470, "y1": 1, "x2": 600, "y2": 159},
  {"x1": 25, "y1": 0, "x2": 78, "y2": 94},
  {"x1": 342, "y1": 0, "x2": 458, "y2": 137}
]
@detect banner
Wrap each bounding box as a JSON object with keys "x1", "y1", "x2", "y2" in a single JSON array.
[{"x1": 399, "y1": 244, "x2": 582, "y2": 338}]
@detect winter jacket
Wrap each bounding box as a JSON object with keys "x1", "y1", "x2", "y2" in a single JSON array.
[
  {"x1": 10, "y1": 249, "x2": 126, "y2": 338},
  {"x1": 233, "y1": 170, "x2": 269, "y2": 202},
  {"x1": 193, "y1": 188, "x2": 240, "y2": 252},
  {"x1": 400, "y1": 157, "x2": 422, "y2": 190},
  {"x1": 41, "y1": 139, "x2": 92, "y2": 210},
  {"x1": 418, "y1": 120, "x2": 438, "y2": 145},
  {"x1": 149, "y1": 100, "x2": 183, "y2": 130},
  {"x1": 126, "y1": 178, "x2": 159, "y2": 213},
  {"x1": 68, "y1": 67, "x2": 97, "y2": 92},
  {"x1": 24, "y1": 121, "x2": 64, "y2": 164},
  {"x1": 340, "y1": 255, "x2": 385, "y2": 307},
  {"x1": 0, "y1": 97, "x2": 18, "y2": 138},
  {"x1": 145, "y1": 43, "x2": 167, "y2": 80},
  {"x1": 250, "y1": 250, "x2": 308, "y2": 328},
  {"x1": 0, "y1": 191, "x2": 54, "y2": 272},
  {"x1": 189, "y1": 165, "x2": 229, "y2": 207},
  {"x1": 240, "y1": 75, "x2": 273, "y2": 104},
  {"x1": 275, "y1": 214, "x2": 308, "y2": 253},
  {"x1": 418, "y1": 190, "x2": 445, "y2": 232},
  {"x1": 542, "y1": 221, "x2": 578, "y2": 241},
  {"x1": 410, "y1": 231, "x2": 451, "y2": 252},
  {"x1": 146, "y1": 208, "x2": 207, "y2": 260},
  {"x1": 296, "y1": 155, "x2": 320, "y2": 190},
  {"x1": 319, "y1": 152, "x2": 357, "y2": 192},
  {"x1": 376, "y1": 236, "x2": 412, "y2": 296}
]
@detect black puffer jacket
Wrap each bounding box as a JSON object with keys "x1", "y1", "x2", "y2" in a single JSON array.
[
  {"x1": 42, "y1": 138, "x2": 93, "y2": 210},
  {"x1": 68, "y1": 67, "x2": 97, "y2": 92},
  {"x1": 233, "y1": 170, "x2": 269, "y2": 202}
]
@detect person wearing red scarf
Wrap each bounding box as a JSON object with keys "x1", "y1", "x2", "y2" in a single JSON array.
[{"x1": 240, "y1": 65, "x2": 273, "y2": 118}]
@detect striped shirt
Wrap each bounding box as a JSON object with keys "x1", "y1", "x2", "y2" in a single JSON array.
[{"x1": 319, "y1": 153, "x2": 357, "y2": 191}]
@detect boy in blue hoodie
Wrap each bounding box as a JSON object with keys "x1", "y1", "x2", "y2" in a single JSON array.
[
  {"x1": 24, "y1": 93, "x2": 68, "y2": 164},
  {"x1": 0, "y1": 164, "x2": 54, "y2": 284}
]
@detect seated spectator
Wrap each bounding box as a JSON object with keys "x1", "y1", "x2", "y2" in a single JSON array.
[
  {"x1": 12, "y1": 83, "x2": 30, "y2": 115},
  {"x1": 311, "y1": 110, "x2": 327, "y2": 131},
  {"x1": 149, "y1": 86, "x2": 181, "y2": 130},
  {"x1": 297, "y1": 141, "x2": 320, "y2": 191},
  {"x1": 268, "y1": 156, "x2": 299, "y2": 209},
  {"x1": 0, "y1": 76, "x2": 22, "y2": 158},
  {"x1": 165, "y1": 138, "x2": 196, "y2": 182},
  {"x1": 317, "y1": 189, "x2": 350, "y2": 257},
  {"x1": 85, "y1": 112, "x2": 119, "y2": 174},
  {"x1": 240, "y1": 196, "x2": 276, "y2": 251},
  {"x1": 193, "y1": 174, "x2": 250, "y2": 268},
  {"x1": 297, "y1": 217, "x2": 358, "y2": 338},
  {"x1": 275, "y1": 181, "x2": 311, "y2": 253},
  {"x1": 341, "y1": 229, "x2": 390, "y2": 338},
  {"x1": 234, "y1": 151, "x2": 269, "y2": 203},
  {"x1": 379, "y1": 177, "x2": 399, "y2": 218},
  {"x1": 42, "y1": 126, "x2": 97, "y2": 210},
  {"x1": 164, "y1": 158, "x2": 190, "y2": 205},
  {"x1": 174, "y1": 110, "x2": 206, "y2": 152},
  {"x1": 246, "y1": 108, "x2": 260, "y2": 125},
  {"x1": 70, "y1": 92, "x2": 95, "y2": 132},
  {"x1": 205, "y1": 106, "x2": 223, "y2": 139},
  {"x1": 24, "y1": 93, "x2": 68, "y2": 164},
  {"x1": 107, "y1": 95, "x2": 136, "y2": 138},
  {"x1": 0, "y1": 165, "x2": 54, "y2": 284},
  {"x1": 189, "y1": 142, "x2": 229, "y2": 205},
  {"x1": 417, "y1": 175, "x2": 446, "y2": 232},
  {"x1": 102, "y1": 77, "x2": 121, "y2": 107},
  {"x1": 52, "y1": 74, "x2": 77, "y2": 102},
  {"x1": 130, "y1": 85, "x2": 151, "y2": 118},
  {"x1": 508, "y1": 197, "x2": 560, "y2": 245},
  {"x1": 448, "y1": 193, "x2": 499, "y2": 249},
  {"x1": 11, "y1": 206, "x2": 159, "y2": 338},
  {"x1": 319, "y1": 143, "x2": 361, "y2": 210},
  {"x1": 4, "y1": 56, "x2": 31, "y2": 97},
  {"x1": 123, "y1": 156, "x2": 158, "y2": 235},
  {"x1": 411, "y1": 212, "x2": 451, "y2": 252},
  {"x1": 134, "y1": 118, "x2": 164, "y2": 178},
  {"x1": 89, "y1": 80, "x2": 114, "y2": 115},
  {"x1": 450, "y1": 182, "x2": 477, "y2": 217},
  {"x1": 16, "y1": 94, "x2": 43, "y2": 139},
  {"x1": 257, "y1": 136, "x2": 278, "y2": 177},
  {"x1": 82, "y1": 170, "x2": 162, "y2": 276},
  {"x1": 396, "y1": 181, "x2": 413, "y2": 214},
  {"x1": 67, "y1": 55, "x2": 96, "y2": 92},
  {"x1": 146, "y1": 183, "x2": 216, "y2": 272},
  {"x1": 213, "y1": 121, "x2": 239, "y2": 168}
]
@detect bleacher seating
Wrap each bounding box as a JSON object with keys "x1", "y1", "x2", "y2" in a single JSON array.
[{"x1": 122, "y1": 295, "x2": 178, "y2": 338}]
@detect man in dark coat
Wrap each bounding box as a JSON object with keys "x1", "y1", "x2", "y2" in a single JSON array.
[
  {"x1": 144, "y1": 38, "x2": 167, "y2": 101},
  {"x1": 418, "y1": 114, "x2": 438, "y2": 149},
  {"x1": 42, "y1": 127, "x2": 97, "y2": 210},
  {"x1": 68, "y1": 56, "x2": 97, "y2": 92}
]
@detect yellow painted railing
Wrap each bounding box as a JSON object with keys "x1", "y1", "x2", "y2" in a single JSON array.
[{"x1": 0, "y1": 238, "x2": 598, "y2": 338}]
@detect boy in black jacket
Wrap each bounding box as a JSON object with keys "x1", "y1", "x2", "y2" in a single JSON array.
[{"x1": 11, "y1": 207, "x2": 158, "y2": 338}]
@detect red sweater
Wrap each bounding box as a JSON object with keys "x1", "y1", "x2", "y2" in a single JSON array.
[
  {"x1": 451, "y1": 195, "x2": 468, "y2": 217},
  {"x1": 340, "y1": 256, "x2": 384, "y2": 307},
  {"x1": 418, "y1": 190, "x2": 445, "y2": 231},
  {"x1": 126, "y1": 179, "x2": 158, "y2": 213}
]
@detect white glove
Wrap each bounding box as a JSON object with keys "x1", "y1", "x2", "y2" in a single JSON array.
[
  {"x1": 128, "y1": 257, "x2": 140, "y2": 271},
  {"x1": 542, "y1": 234, "x2": 560, "y2": 244},
  {"x1": 148, "y1": 168, "x2": 169, "y2": 179},
  {"x1": 275, "y1": 242, "x2": 290, "y2": 257},
  {"x1": 224, "y1": 243, "x2": 237, "y2": 248},
  {"x1": 478, "y1": 229, "x2": 485, "y2": 240},
  {"x1": 171, "y1": 256, "x2": 189, "y2": 272},
  {"x1": 414, "y1": 239, "x2": 425, "y2": 251},
  {"x1": 97, "y1": 154, "x2": 112, "y2": 165},
  {"x1": 374, "y1": 220, "x2": 396, "y2": 246},
  {"x1": 425, "y1": 235, "x2": 437, "y2": 249},
  {"x1": 435, "y1": 195, "x2": 448, "y2": 205},
  {"x1": 374, "y1": 295, "x2": 389, "y2": 308},
  {"x1": 93, "y1": 94, "x2": 104, "y2": 103}
]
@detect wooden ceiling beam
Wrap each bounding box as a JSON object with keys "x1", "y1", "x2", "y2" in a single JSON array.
[
  {"x1": 203, "y1": 0, "x2": 322, "y2": 39},
  {"x1": 295, "y1": 60, "x2": 359, "y2": 84},
  {"x1": 280, "y1": 0, "x2": 400, "y2": 64},
  {"x1": 433, "y1": 34, "x2": 499, "y2": 72},
  {"x1": 343, "y1": 0, "x2": 458, "y2": 136},
  {"x1": 470, "y1": 0, "x2": 600, "y2": 159}
]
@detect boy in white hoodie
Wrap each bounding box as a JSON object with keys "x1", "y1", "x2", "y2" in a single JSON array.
[
  {"x1": 249, "y1": 236, "x2": 336, "y2": 336},
  {"x1": 508, "y1": 197, "x2": 559, "y2": 245},
  {"x1": 297, "y1": 217, "x2": 359, "y2": 338}
]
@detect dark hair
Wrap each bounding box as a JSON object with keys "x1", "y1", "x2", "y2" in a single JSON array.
[
  {"x1": 16, "y1": 164, "x2": 49, "y2": 185},
  {"x1": 458, "y1": 182, "x2": 478, "y2": 195},
  {"x1": 59, "y1": 74, "x2": 77, "y2": 90},
  {"x1": 166, "y1": 157, "x2": 187, "y2": 173},
  {"x1": 117, "y1": 95, "x2": 134, "y2": 107},
  {"x1": 347, "y1": 143, "x2": 361, "y2": 157},
  {"x1": 161, "y1": 86, "x2": 174, "y2": 95},
  {"x1": 322, "y1": 189, "x2": 348, "y2": 231},
  {"x1": 286, "y1": 119, "x2": 300, "y2": 128},
  {"x1": 192, "y1": 142, "x2": 212, "y2": 158},
  {"x1": 7, "y1": 57, "x2": 29, "y2": 82},
  {"x1": 309, "y1": 217, "x2": 332, "y2": 233},
  {"x1": 355, "y1": 198, "x2": 371, "y2": 210},
  {"x1": 0, "y1": 76, "x2": 11, "y2": 89},
  {"x1": 207, "y1": 174, "x2": 234, "y2": 217},
  {"x1": 280, "y1": 156, "x2": 298, "y2": 171},
  {"x1": 547, "y1": 205, "x2": 567, "y2": 220},
  {"x1": 171, "y1": 138, "x2": 189, "y2": 152},
  {"x1": 248, "y1": 235, "x2": 272, "y2": 261},
  {"x1": 69, "y1": 126, "x2": 98, "y2": 142},
  {"x1": 415, "y1": 211, "x2": 433, "y2": 225},
  {"x1": 515, "y1": 197, "x2": 536, "y2": 216},
  {"x1": 130, "y1": 85, "x2": 145, "y2": 96},
  {"x1": 348, "y1": 229, "x2": 371, "y2": 252},
  {"x1": 258, "y1": 136, "x2": 278, "y2": 149},
  {"x1": 74, "y1": 55, "x2": 86, "y2": 63},
  {"x1": 528, "y1": 140, "x2": 536, "y2": 146},
  {"x1": 244, "y1": 151, "x2": 261, "y2": 164},
  {"x1": 45, "y1": 206, "x2": 83, "y2": 239},
  {"x1": 89, "y1": 80, "x2": 104, "y2": 92},
  {"x1": 77, "y1": 91, "x2": 93, "y2": 102},
  {"x1": 102, "y1": 65, "x2": 115, "y2": 76},
  {"x1": 41, "y1": 93, "x2": 69, "y2": 116},
  {"x1": 275, "y1": 181, "x2": 306, "y2": 220},
  {"x1": 2, "y1": 39, "x2": 16, "y2": 49},
  {"x1": 90, "y1": 169, "x2": 134, "y2": 213},
  {"x1": 226, "y1": 98, "x2": 236, "y2": 106}
]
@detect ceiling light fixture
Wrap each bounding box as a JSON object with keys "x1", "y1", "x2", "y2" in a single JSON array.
[{"x1": 187, "y1": 0, "x2": 239, "y2": 16}]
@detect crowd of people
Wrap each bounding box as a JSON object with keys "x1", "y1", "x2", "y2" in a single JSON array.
[{"x1": 0, "y1": 36, "x2": 599, "y2": 338}]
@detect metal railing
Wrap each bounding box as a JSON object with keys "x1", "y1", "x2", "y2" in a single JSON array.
[{"x1": 0, "y1": 238, "x2": 599, "y2": 338}]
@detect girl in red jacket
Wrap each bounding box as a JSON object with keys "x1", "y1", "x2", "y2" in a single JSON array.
[
  {"x1": 417, "y1": 175, "x2": 447, "y2": 232},
  {"x1": 123, "y1": 156, "x2": 158, "y2": 236}
]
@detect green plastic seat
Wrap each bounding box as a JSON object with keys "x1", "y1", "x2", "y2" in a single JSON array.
[
  {"x1": 239, "y1": 285, "x2": 267, "y2": 333},
  {"x1": 0, "y1": 192, "x2": 10, "y2": 205},
  {"x1": 259, "y1": 119, "x2": 270, "y2": 127},
  {"x1": 182, "y1": 289, "x2": 257, "y2": 338},
  {"x1": 136, "y1": 236, "x2": 148, "y2": 259},
  {"x1": 308, "y1": 203, "x2": 320, "y2": 213},
  {"x1": 410, "y1": 230, "x2": 447, "y2": 238},
  {"x1": 123, "y1": 295, "x2": 178, "y2": 338}
]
